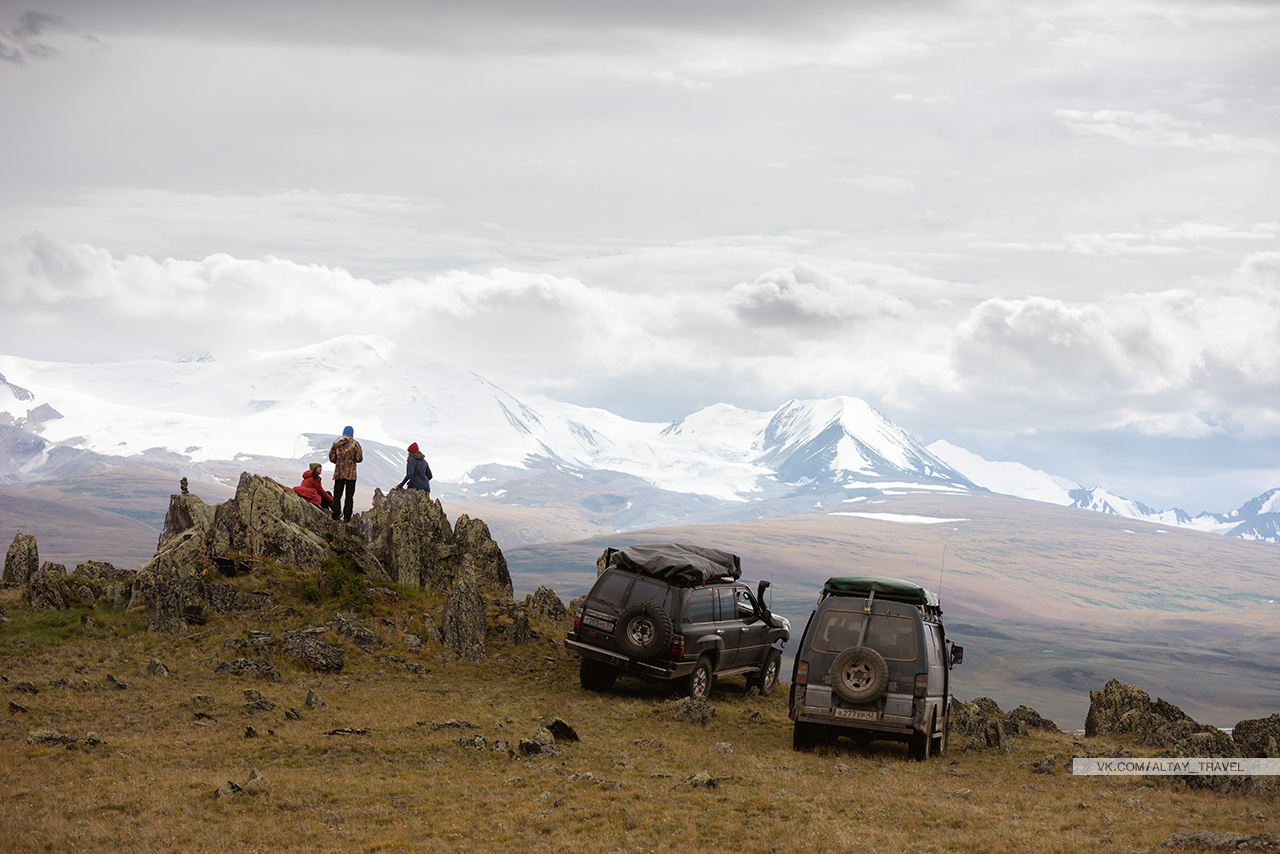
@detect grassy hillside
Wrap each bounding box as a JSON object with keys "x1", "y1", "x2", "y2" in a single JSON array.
[{"x1": 1, "y1": 577, "x2": 1276, "y2": 854}]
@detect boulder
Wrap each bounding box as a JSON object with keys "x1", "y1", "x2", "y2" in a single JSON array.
[
  {"x1": 365, "y1": 490, "x2": 512, "y2": 600},
  {"x1": 1008, "y1": 705, "x2": 1060, "y2": 733},
  {"x1": 526, "y1": 587, "x2": 568, "y2": 625},
  {"x1": 1234, "y1": 713, "x2": 1280, "y2": 759},
  {"x1": 1085, "y1": 679, "x2": 1194, "y2": 737},
  {"x1": 282, "y1": 634, "x2": 345, "y2": 673},
  {"x1": 24, "y1": 563, "x2": 69, "y2": 610},
  {"x1": 442, "y1": 556, "x2": 487, "y2": 660},
  {"x1": 3, "y1": 532, "x2": 38, "y2": 586}
]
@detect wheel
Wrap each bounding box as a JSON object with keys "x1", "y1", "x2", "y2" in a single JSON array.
[
  {"x1": 792, "y1": 721, "x2": 819, "y2": 752},
  {"x1": 681, "y1": 656, "x2": 713, "y2": 700},
  {"x1": 753, "y1": 648, "x2": 782, "y2": 697},
  {"x1": 910, "y1": 711, "x2": 935, "y2": 762},
  {"x1": 932, "y1": 708, "x2": 949, "y2": 758},
  {"x1": 829, "y1": 646, "x2": 889, "y2": 704},
  {"x1": 614, "y1": 602, "x2": 674, "y2": 659},
  {"x1": 579, "y1": 658, "x2": 618, "y2": 692}
]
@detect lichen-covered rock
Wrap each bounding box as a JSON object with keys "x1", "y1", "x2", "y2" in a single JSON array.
[
  {"x1": 659, "y1": 697, "x2": 714, "y2": 726},
  {"x1": 1234, "y1": 713, "x2": 1280, "y2": 759},
  {"x1": 452, "y1": 515, "x2": 512, "y2": 600},
  {"x1": 282, "y1": 633, "x2": 345, "y2": 672},
  {"x1": 517, "y1": 727, "x2": 557, "y2": 756},
  {"x1": 1086, "y1": 679, "x2": 1179, "y2": 737},
  {"x1": 1009, "y1": 705, "x2": 1060, "y2": 733},
  {"x1": 327, "y1": 612, "x2": 383, "y2": 648},
  {"x1": 526, "y1": 587, "x2": 568, "y2": 625},
  {"x1": 366, "y1": 488, "x2": 455, "y2": 589},
  {"x1": 3, "y1": 532, "x2": 38, "y2": 586},
  {"x1": 24, "y1": 562, "x2": 69, "y2": 610},
  {"x1": 442, "y1": 556, "x2": 487, "y2": 661}
]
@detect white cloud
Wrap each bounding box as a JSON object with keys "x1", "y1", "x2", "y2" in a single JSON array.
[{"x1": 1056, "y1": 109, "x2": 1280, "y2": 154}]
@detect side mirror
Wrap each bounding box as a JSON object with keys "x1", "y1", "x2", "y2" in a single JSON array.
[{"x1": 951, "y1": 645, "x2": 964, "y2": 666}]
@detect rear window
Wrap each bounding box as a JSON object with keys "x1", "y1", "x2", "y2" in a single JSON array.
[
  {"x1": 588, "y1": 570, "x2": 670, "y2": 611},
  {"x1": 810, "y1": 609, "x2": 919, "y2": 661}
]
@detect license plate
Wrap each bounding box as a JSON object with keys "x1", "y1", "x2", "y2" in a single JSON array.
[
  {"x1": 582, "y1": 611, "x2": 615, "y2": 632},
  {"x1": 834, "y1": 708, "x2": 878, "y2": 721}
]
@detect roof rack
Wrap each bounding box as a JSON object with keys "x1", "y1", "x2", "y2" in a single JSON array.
[{"x1": 819, "y1": 576, "x2": 943, "y2": 618}]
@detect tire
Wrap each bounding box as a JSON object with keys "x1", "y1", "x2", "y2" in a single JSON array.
[
  {"x1": 614, "y1": 602, "x2": 674, "y2": 660},
  {"x1": 579, "y1": 658, "x2": 618, "y2": 692},
  {"x1": 910, "y1": 711, "x2": 935, "y2": 762},
  {"x1": 681, "y1": 656, "x2": 713, "y2": 701},
  {"x1": 830, "y1": 646, "x2": 889, "y2": 704},
  {"x1": 792, "y1": 721, "x2": 819, "y2": 752},
  {"x1": 932, "y1": 708, "x2": 949, "y2": 758},
  {"x1": 753, "y1": 648, "x2": 782, "y2": 697}
]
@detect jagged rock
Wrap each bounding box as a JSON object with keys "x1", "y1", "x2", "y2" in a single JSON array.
[
  {"x1": 403, "y1": 633, "x2": 423, "y2": 653},
  {"x1": 3, "y1": 532, "x2": 39, "y2": 586},
  {"x1": 213, "y1": 658, "x2": 280, "y2": 681},
  {"x1": 541, "y1": 718, "x2": 579, "y2": 743},
  {"x1": 1156, "y1": 831, "x2": 1279, "y2": 852},
  {"x1": 1009, "y1": 705, "x2": 1060, "y2": 733},
  {"x1": 105, "y1": 674, "x2": 128, "y2": 690},
  {"x1": 1085, "y1": 679, "x2": 1195, "y2": 737},
  {"x1": 327, "y1": 613, "x2": 383, "y2": 648},
  {"x1": 500, "y1": 607, "x2": 532, "y2": 645},
  {"x1": 442, "y1": 556, "x2": 487, "y2": 660},
  {"x1": 9, "y1": 700, "x2": 29, "y2": 714},
  {"x1": 283, "y1": 634, "x2": 345, "y2": 673},
  {"x1": 659, "y1": 697, "x2": 714, "y2": 726},
  {"x1": 305, "y1": 689, "x2": 326, "y2": 709},
  {"x1": 419, "y1": 614, "x2": 443, "y2": 646},
  {"x1": 244, "y1": 725, "x2": 259, "y2": 738},
  {"x1": 452, "y1": 515, "x2": 512, "y2": 600},
  {"x1": 1234, "y1": 714, "x2": 1280, "y2": 758},
  {"x1": 242, "y1": 689, "x2": 276, "y2": 713},
  {"x1": 366, "y1": 488, "x2": 455, "y2": 589},
  {"x1": 213, "y1": 781, "x2": 243, "y2": 799},
  {"x1": 24, "y1": 562, "x2": 68, "y2": 610},
  {"x1": 518, "y1": 728, "x2": 557, "y2": 756},
  {"x1": 526, "y1": 587, "x2": 568, "y2": 624}
]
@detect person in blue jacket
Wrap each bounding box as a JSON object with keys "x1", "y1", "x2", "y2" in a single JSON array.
[{"x1": 394, "y1": 442, "x2": 433, "y2": 495}]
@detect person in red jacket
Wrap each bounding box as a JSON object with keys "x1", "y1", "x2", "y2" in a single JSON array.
[{"x1": 294, "y1": 463, "x2": 334, "y2": 511}]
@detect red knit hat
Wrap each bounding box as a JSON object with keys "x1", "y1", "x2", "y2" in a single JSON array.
[{"x1": 408, "y1": 442, "x2": 419, "y2": 454}]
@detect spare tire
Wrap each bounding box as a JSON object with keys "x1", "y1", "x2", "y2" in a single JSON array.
[
  {"x1": 615, "y1": 602, "x2": 674, "y2": 659},
  {"x1": 830, "y1": 646, "x2": 889, "y2": 704}
]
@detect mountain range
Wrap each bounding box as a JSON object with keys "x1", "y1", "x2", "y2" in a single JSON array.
[{"x1": 1, "y1": 334, "x2": 1276, "y2": 545}]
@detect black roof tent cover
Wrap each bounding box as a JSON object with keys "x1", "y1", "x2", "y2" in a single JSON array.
[
  {"x1": 607, "y1": 543, "x2": 742, "y2": 585},
  {"x1": 822, "y1": 576, "x2": 940, "y2": 608}
]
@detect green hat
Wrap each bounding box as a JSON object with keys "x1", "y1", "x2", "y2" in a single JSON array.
[{"x1": 309, "y1": 462, "x2": 322, "y2": 471}]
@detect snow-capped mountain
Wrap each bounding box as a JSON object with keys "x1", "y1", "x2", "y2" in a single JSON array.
[{"x1": 1, "y1": 335, "x2": 1276, "y2": 543}]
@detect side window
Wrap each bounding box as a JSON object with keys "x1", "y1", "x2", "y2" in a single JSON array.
[
  {"x1": 735, "y1": 588, "x2": 757, "y2": 621},
  {"x1": 713, "y1": 588, "x2": 730, "y2": 622},
  {"x1": 927, "y1": 625, "x2": 945, "y2": 668},
  {"x1": 686, "y1": 589, "x2": 716, "y2": 623}
]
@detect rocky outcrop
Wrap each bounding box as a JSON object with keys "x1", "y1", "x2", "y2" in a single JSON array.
[
  {"x1": 526, "y1": 587, "x2": 569, "y2": 625},
  {"x1": 441, "y1": 555, "x2": 487, "y2": 660},
  {"x1": 1233, "y1": 713, "x2": 1280, "y2": 759},
  {"x1": 949, "y1": 697, "x2": 1055, "y2": 752},
  {"x1": 3, "y1": 532, "x2": 38, "y2": 586},
  {"x1": 22, "y1": 560, "x2": 134, "y2": 611},
  {"x1": 366, "y1": 489, "x2": 512, "y2": 600}
]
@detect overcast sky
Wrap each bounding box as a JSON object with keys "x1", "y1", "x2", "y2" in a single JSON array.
[{"x1": 1, "y1": 0, "x2": 1278, "y2": 513}]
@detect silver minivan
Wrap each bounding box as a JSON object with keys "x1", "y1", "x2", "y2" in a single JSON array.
[{"x1": 788, "y1": 576, "x2": 963, "y2": 760}]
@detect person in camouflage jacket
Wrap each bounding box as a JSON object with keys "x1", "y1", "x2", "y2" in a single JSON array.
[{"x1": 328, "y1": 426, "x2": 363, "y2": 522}]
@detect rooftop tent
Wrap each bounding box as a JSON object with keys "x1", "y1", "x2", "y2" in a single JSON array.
[
  {"x1": 822, "y1": 576, "x2": 939, "y2": 608},
  {"x1": 606, "y1": 543, "x2": 742, "y2": 585}
]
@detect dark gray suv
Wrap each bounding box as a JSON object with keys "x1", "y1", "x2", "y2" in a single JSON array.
[
  {"x1": 565, "y1": 543, "x2": 790, "y2": 700},
  {"x1": 789, "y1": 576, "x2": 963, "y2": 760}
]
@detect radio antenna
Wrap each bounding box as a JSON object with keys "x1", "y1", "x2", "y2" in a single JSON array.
[{"x1": 938, "y1": 541, "x2": 949, "y2": 598}]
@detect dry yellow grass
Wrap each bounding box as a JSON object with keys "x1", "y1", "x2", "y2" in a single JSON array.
[{"x1": 1, "y1": 583, "x2": 1276, "y2": 854}]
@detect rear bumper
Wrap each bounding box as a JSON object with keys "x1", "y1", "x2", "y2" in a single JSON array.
[
  {"x1": 790, "y1": 685, "x2": 923, "y2": 735},
  {"x1": 564, "y1": 637, "x2": 696, "y2": 679}
]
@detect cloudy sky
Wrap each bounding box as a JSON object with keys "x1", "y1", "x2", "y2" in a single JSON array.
[{"x1": 1, "y1": 0, "x2": 1278, "y2": 512}]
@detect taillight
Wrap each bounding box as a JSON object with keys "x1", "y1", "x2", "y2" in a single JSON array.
[
  {"x1": 796, "y1": 661, "x2": 809, "y2": 686},
  {"x1": 668, "y1": 634, "x2": 685, "y2": 657},
  {"x1": 913, "y1": 673, "x2": 928, "y2": 698},
  {"x1": 573, "y1": 607, "x2": 582, "y2": 631}
]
